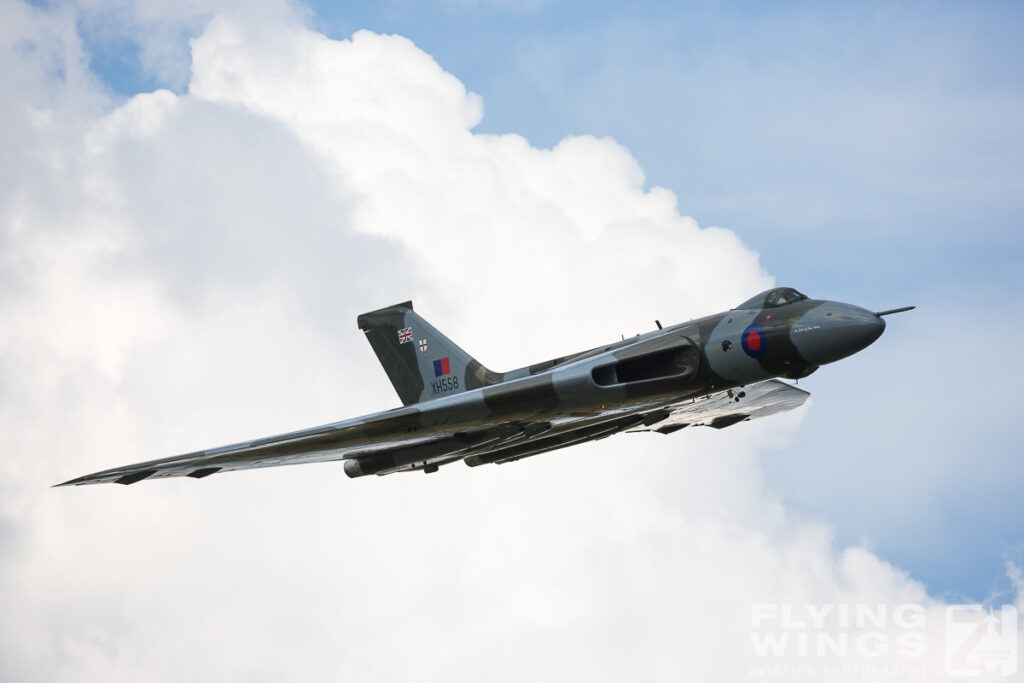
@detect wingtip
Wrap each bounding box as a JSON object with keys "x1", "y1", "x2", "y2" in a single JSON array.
[{"x1": 54, "y1": 473, "x2": 107, "y2": 487}]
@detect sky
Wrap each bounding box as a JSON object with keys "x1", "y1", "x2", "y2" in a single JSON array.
[{"x1": 1, "y1": 0, "x2": 1023, "y2": 681}]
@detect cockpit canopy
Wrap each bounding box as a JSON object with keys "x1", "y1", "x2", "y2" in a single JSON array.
[{"x1": 735, "y1": 287, "x2": 809, "y2": 310}]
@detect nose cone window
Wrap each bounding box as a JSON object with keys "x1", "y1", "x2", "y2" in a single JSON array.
[{"x1": 735, "y1": 287, "x2": 809, "y2": 310}]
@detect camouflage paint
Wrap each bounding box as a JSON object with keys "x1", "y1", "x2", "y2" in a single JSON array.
[{"x1": 57, "y1": 288, "x2": 901, "y2": 486}]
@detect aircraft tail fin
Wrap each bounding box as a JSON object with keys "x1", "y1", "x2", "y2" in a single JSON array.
[{"x1": 357, "y1": 302, "x2": 500, "y2": 405}]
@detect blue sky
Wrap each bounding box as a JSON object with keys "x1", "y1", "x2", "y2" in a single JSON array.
[
  {"x1": 75, "y1": 0, "x2": 1024, "y2": 602},
  {"x1": 82, "y1": 1, "x2": 1024, "y2": 298}
]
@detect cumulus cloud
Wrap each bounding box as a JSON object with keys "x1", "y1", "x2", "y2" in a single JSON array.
[{"x1": 0, "y1": 3, "x2": 1019, "y2": 681}]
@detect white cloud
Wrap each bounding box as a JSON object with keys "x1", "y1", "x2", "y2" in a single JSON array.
[{"x1": 0, "y1": 4, "x2": 1019, "y2": 681}]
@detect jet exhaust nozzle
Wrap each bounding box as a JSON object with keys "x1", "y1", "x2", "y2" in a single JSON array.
[{"x1": 344, "y1": 459, "x2": 369, "y2": 478}]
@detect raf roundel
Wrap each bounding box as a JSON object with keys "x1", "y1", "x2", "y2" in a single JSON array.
[{"x1": 741, "y1": 322, "x2": 767, "y2": 359}]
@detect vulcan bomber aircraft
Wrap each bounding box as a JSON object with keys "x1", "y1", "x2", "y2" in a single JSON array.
[{"x1": 58, "y1": 288, "x2": 913, "y2": 486}]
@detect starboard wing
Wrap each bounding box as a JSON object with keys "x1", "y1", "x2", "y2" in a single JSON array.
[{"x1": 627, "y1": 379, "x2": 810, "y2": 434}]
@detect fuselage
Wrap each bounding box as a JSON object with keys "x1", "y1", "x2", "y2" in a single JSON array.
[
  {"x1": 336, "y1": 289, "x2": 889, "y2": 476},
  {"x1": 355, "y1": 290, "x2": 886, "y2": 447}
]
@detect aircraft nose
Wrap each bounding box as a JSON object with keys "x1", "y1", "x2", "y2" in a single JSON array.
[{"x1": 790, "y1": 304, "x2": 886, "y2": 366}]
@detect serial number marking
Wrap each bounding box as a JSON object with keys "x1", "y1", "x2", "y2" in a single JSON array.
[
  {"x1": 431, "y1": 375, "x2": 460, "y2": 396},
  {"x1": 793, "y1": 325, "x2": 821, "y2": 334}
]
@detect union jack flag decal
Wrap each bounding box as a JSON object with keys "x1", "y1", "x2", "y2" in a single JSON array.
[{"x1": 397, "y1": 327, "x2": 413, "y2": 344}]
